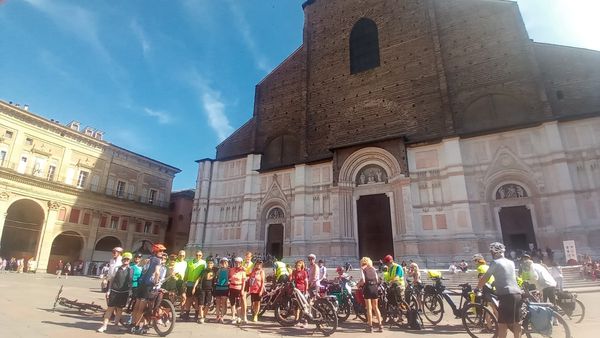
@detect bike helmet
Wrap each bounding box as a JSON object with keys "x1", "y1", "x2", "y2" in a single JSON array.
[
  {"x1": 234, "y1": 257, "x2": 243, "y2": 263},
  {"x1": 308, "y1": 254, "x2": 316, "y2": 260},
  {"x1": 336, "y1": 266, "x2": 344, "y2": 274},
  {"x1": 383, "y1": 255, "x2": 394, "y2": 264},
  {"x1": 472, "y1": 253, "x2": 485, "y2": 262},
  {"x1": 122, "y1": 252, "x2": 133, "y2": 260},
  {"x1": 220, "y1": 257, "x2": 229, "y2": 262},
  {"x1": 112, "y1": 247, "x2": 123, "y2": 253},
  {"x1": 489, "y1": 242, "x2": 506, "y2": 255},
  {"x1": 152, "y1": 243, "x2": 167, "y2": 254}
]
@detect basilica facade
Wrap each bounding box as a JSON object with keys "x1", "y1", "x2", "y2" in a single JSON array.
[{"x1": 189, "y1": 0, "x2": 600, "y2": 265}]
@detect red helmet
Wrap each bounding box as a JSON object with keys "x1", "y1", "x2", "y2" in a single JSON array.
[
  {"x1": 336, "y1": 266, "x2": 344, "y2": 274},
  {"x1": 152, "y1": 243, "x2": 166, "y2": 254},
  {"x1": 383, "y1": 255, "x2": 394, "y2": 264}
]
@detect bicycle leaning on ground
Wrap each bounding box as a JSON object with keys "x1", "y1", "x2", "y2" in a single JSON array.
[{"x1": 516, "y1": 285, "x2": 572, "y2": 338}]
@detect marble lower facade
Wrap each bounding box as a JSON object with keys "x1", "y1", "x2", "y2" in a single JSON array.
[{"x1": 189, "y1": 118, "x2": 600, "y2": 266}]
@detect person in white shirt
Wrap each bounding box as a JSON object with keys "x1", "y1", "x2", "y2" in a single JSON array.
[
  {"x1": 548, "y1": 262, "x2": 564, "y2": 291},
  {"x1": 522, "y1": 258, "x2": 557, "y2": 303},
  {"x1": 107, "y1": 247, "x2": 123, "y2": 283}
]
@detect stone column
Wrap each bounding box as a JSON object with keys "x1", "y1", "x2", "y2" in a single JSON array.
[
  {"x1": 35, "y1": 201, "x2": 60, "y2": 273},
  {"x1": 0, "y1": 192, "x2": 11, "y2": 248}
]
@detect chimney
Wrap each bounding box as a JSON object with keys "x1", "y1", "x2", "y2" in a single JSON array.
[
  {"x1": 23, "y1": 104, "x2": 29, "y2": 111},
  {"x1": 67, "y1": 121, "x2": 80, "y2": 132},
  {"x1": 94, "y1": 130, "x2": 104, "y2": 141},
  {"x1": 83, "y1": 126, "x2": 95, "y2": 136}
]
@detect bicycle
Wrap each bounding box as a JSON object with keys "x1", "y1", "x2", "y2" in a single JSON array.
[
  {"x1": 326, "y1": 276, "x2": 356, "y2": 322},
  {"x1": 520, "y1": 286, "x2": 572, "y2": 338},
  {"x1": 554, "y1": 290, "x2": 585, "y2": 324},
  {"x1": 121, "y1": 289, "x2": 176, "y2": 336},
  {"x1": 422, "y1": 276, "x2": 497, "y2": 337},
  {"x1": 274, "y1": 281, "x2": 338, "y2": 336}
]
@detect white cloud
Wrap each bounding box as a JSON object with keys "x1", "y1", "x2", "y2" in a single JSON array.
[
  {"x1": 131, "y1": 19, "x2": 151, "y2": 58},
  {"x1": 187, "y1": 72, "x2": 234, "y2": 142},
  {"x1": 225, "y1": 0, "x2": 272, "y2": 73},
  {"x1": 143, "y1": 107, "x2": 172, "y2": 124},
  {"x1": 23, "y1": 0, "x2": 111, "y2": 62}
]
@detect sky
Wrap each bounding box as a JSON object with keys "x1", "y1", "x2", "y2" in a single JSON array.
[{"x1": 0, "y1": 0, "x2": 598, "y2": 191}]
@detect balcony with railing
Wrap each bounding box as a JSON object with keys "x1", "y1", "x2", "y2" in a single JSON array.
[{"x1": 0, "y1": 160, "x2": 169, "y2": 208}]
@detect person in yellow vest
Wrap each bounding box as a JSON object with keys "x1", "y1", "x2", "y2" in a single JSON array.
[
  {"x1": 473, "y1": 253, "x2": 495, "y2": 286},
  {"x1": 273, "y1": 257, "x2": 289, "y2": 284},
  {"x1": 383, "y1": 255, "x2": 405, "y2": 304},
  {"x1": 181, "y1": 250, "x2": 206, "y2": 321}
]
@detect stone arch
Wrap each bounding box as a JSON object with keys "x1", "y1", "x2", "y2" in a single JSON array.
[
  {"x1": 485, "y1": 172, "x2": 539, "y2": 202},
  {"x1": 257, "y1": 199, "x2": 290, "y2": 242},
  {"x1": 95, "y1": 235, "x2": 123, "y2": 251},
  {"x1": 48, "y1": 230, "x2": 85, "y2": 273},
  {"x1": 1, "y1": 198, "x2": 46, "y2": 259},
  {"x1": 338, "y1": 147, "x2": 403, "y2": 186}
]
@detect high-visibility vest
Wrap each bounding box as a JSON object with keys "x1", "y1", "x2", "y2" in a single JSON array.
[
  {"x1": 274, "y1": 261, "x2": 289, "y2": 279},
  {"x1": 384, "y1": 263, "x2": 405, "y2": 286}
]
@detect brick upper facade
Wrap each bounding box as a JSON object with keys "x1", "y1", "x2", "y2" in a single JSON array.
[{"x1": 215, "y1": 0, "x2": 600, "y2": 173}]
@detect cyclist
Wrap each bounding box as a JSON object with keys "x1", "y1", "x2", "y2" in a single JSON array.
[
  {"x1": 291, "y1": 260, "x2": 309, "y2": 327},
  {"x1": 477, "y1": 242, "x2": 522, "y2": 338},
  {"x1": 358, "y1": 257, "x2": 383, "y2": 333},
  {"x1": 521, "y1": 256, "x2": 557, "y2": 303},
  {"x1": 307, "y1": 254, "x2": 319, "y2": 298},
  {"x1": 473, "y1": 253, "x2": 495, "y2": 286},
  {"x1": 383, "y1": 254, "x2": 405, "y2": 304},
  {"x1": 182, "y1": 250, "x2": 206, "y2": 321},
  {"x1": 229, "y1": 257, "x2": 247, "y2": 323},
  {"x1": 273, "y1": 257, "x2": 290, "y2": 284},
  {"x1": 98, "y1": 252, "x2": 133, "y2": 333},
  {"x1": 131, "y1": 243, "x2": 166, "y2": 334},
  {"x1": 125, "y1": 253, "x2": 143, "y2": 315},
  {"x1": 214, "y1": 257, "x2": 230, "y2": 323},
  {"x1": 193, "y1": 259, "x2": 215, "y2": 323},
  {"x1": 248, "y1": 260, "x2": 266, "y2": 322},
  {"x1": 241, "y1": 252, "x2": 254, "y2": 323}
]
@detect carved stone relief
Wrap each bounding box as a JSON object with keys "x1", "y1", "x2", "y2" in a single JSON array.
[
  {"x1": 356, "y1": 164, "x2": 388, "y2": 186},
  {"x1": 496, "y1": 184, "x2": 527, "y2": 199}
]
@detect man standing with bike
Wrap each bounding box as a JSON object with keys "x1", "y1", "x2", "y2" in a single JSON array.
[
  {"x1": 131, "y1": 243, "x2": 166, "y2": 334},
  {"x1": 477, "y1": 242, "x2": 522, "y2": 338},
  {"x1": 383, "y1": 255, "x2": 405, "y2": 304},
  {"x1": 182, "y1": 250, "x2": 206, "y2": 321}
]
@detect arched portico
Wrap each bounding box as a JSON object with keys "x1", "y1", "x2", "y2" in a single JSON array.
[{"x1": 0, "y1": 198, "x2": 46, "y2": 260}]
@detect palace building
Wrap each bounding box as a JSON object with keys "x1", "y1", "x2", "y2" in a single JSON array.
[
  {"x1": 189, "y1": 0, "x2": 600, "y2": 265},
  {"x1": 0, "y1": 101, "x2": 180, "y2": 273}
]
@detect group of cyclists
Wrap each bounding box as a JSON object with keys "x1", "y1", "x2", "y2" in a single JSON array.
[{"x1": 96, "y1": 240, "x2": 578, "y2": 337}]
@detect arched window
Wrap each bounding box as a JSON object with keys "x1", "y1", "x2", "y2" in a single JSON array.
[{"x1": 350, "y1": 18, "x2": 380, "y2": 74}]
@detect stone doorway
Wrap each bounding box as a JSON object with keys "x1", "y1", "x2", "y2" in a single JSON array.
[
  {"x1": 266, "y1": 224, "x2": 284, "y2": 259},
  {"x1": 357, "y1": 194, "x2": 394, "y2": 260},
  {"x1": 499, "y1": 206, "x2": 537, "y2": 252}
]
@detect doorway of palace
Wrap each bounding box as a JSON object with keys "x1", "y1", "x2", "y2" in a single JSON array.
[
  {"x1": 47, "y1": 231, "x2": 84, "y2": 274},
  {"x1": 266, "y1": 224, "x2": 284, "y2": 259},
  {"x1": 92, "y1": 236, "x2": 122, "y2": 262},
  {"x1": 0, "y1": 199, "x2": 45, "y2": 261},
  {"x1": 499, "y1": 206, "x2": 536, "y2": 252},
  {"x1": 357, "y1": 194, "x2": 394, "y2": 260}
]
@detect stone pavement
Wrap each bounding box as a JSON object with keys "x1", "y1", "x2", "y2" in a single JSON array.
[{"x1": 0, "y1": 273, "x2": 599, "y2": 337}]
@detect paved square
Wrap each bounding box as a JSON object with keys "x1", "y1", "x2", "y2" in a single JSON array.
[{"x1": 0, "y1": 273, "x2": 598, "y2": 337}]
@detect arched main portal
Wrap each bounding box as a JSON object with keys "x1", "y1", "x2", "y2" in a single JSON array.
[
  {"x1": 494, "y1": 183, "x2": 537, "y2": 253},
  {"x1": 264, "y1": 207, "x2": 285, "y2": 259},
  {"x1": 47, "y1": 231, "x2": 84, "y2": 274},
  {"x1": 92, "y1": 236, "x2": 122, "y2": 262},
  {"x1": 0, "y1": 199, "x2": 45, "y2": 260}
]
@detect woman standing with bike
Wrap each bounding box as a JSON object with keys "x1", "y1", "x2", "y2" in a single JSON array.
[
  {"x1": 248, "y1": 260, "x2": 266, "y2": 322},
  {"x1": 291, "y1": 260, "x2": 309, "y2": 327},
  {"x1": 229, "y1": 257, "x2": 247, "y2": 324},
  {"x1": 358, "y1": 257, "x2": 383, "y2": 333}
]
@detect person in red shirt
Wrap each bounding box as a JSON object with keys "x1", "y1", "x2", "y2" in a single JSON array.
[
  {"x1": 228, "y1": 257, "x2": 247, "y2": 324},
  {"x1": 292, "y1": 260, "x2": 308, "y2": 294}
]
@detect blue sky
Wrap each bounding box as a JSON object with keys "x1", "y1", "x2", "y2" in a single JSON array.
[{"x1": 0, "y1": 0, "x2": 598, "y2": 190}]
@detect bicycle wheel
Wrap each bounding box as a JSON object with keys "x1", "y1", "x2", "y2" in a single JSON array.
[
  {"x1": 274, "y1": 298, "x2": 300, "y2": 327},
  {"x1": 523, "y1": 310, "x2": 571, "y2": 338},
  {"x1": 422, "y1": 293, "x2": 444, "y2": 325},
  {"x1": 568, "y1": 299, "x2": 585, "y2": 324},
  {"x1": 336, "y1": 300, "x2": 351, "y2": 323},
  {"x1": 152, "y1": 299, "x2": 176, "y2": 337},
  {"x1": 314, "y1": 298, "x2": 338, "y2": 336},
  {"x1": 257, "y1": 294, "x2": 271, "y2": 317},
  {"x1": 462, "y1": 303, "x2": 498, "y2": 338}
]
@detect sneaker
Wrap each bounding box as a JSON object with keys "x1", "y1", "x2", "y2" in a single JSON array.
[
  {"x1": 97, "y1": 326, "x2": 107, "y2": 333},
  {"x1": 252, "y1": 315, "x2": 258, "y2": 322},
  {"x1": 365, "y1": 326, "x2": 373, "y2": 333},
  {"x1": 198, "y1": 318, "x2": 204, "y2": 324},
  {"x1": 376, "y1": 325, "x2": 383, "y2": 333}
]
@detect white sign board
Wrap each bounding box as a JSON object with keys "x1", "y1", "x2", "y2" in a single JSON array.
[{"x1": 563, "y1": 240, "x2": 577, "y2": 262}]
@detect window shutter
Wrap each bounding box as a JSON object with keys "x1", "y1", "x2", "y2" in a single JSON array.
[
  {"x1": 128, "y1": 184, "x2": 135, "y2": 200},
  {"x1": 65, "y1": 168, "x2": 75, "y2": 184},
  {"x1": 106, "y1": 177, "x2": 115, "y2": 195},
  {"x1": 90, "y1": 175, "x2": 100, "y2": 192}
]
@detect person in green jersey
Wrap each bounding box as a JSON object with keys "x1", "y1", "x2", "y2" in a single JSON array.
[
  {"x1": 273, "y1": 257, "x2": 289, "y2": 284},
  {"x1": 383, "y1": 255, "x2": 405, "y2": 305},
  {"x1": 182, "y1": 250, "x2": 206, "y2": 321}
]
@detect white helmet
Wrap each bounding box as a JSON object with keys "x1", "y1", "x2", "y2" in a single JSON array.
[
  {"x1": 308, "y1": 254, "x2": 316, "y2": 260},
  {"x1": 234, "y1": 257, "x2": 243, "y2": 263},
  {"x1": 489, "y1": 242, "x2": 506, "y2": 255},
  {"x1": 472, "y1": 253, "x2": 485, "y2": 261}
]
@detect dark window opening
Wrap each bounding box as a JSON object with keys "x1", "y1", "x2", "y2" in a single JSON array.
[
  {"x1": 350, "y1": 18, "x2": 381, "y2": 74},
  {"x1": 556, "y1": 90, "x2": 564, "y2": 100}
]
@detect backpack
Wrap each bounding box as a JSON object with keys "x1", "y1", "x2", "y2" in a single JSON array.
[{"x1": 406, "y1": 308, "x2": 423, "y2": 330}]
